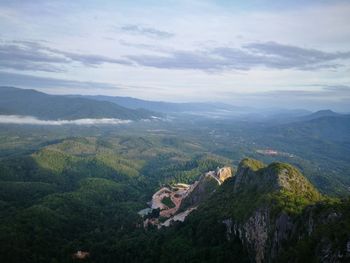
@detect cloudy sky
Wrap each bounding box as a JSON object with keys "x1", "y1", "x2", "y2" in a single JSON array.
[{"x1": 0, "y1": 0, "x2": 350, "y2": 110}]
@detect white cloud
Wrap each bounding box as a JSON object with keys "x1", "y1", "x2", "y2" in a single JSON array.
[{"x1": 0, "y1": 115, "x2": 132, "y2": 125}]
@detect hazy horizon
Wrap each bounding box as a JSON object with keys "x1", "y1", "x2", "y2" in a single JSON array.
[
  {"x1": 1, "y1": 85, "x2": 348, "y2": 113},
  {"x1": 1, "y1": 0, "x2": 350, "y2": 111}
]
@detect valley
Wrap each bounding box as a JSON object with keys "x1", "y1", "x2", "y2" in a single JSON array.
[{"x1": 0, "y1": 87, "x2": 349, "y2": 263}]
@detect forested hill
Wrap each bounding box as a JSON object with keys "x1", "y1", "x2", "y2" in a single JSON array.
[
  {"x1": 118, "y1": 159, "x2": 350, "y2": 263},
  {"x1": 1, "y1": 138, "x2": 349, "y2": 263},
  {"x1": 0, "y1": 135, "x2": 230, "y2": 263},
  {"x1": 0, "y1": 87, "x2": 159, "y2": 120}
]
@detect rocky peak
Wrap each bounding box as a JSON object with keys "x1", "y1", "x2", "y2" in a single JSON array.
[
  {"x1": 233, "y1": 158, "x2": 321, "y2": 202},
  {"x1": 233, "y1": 158, "x2": 266, "y2": 192}
]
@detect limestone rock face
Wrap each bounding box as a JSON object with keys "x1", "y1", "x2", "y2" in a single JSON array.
[
  {"x1": 224, "y1": 209, "x2": 294, "y2": 263},
  {"x1": 217, "y1": 167, "x2": 233, "y2": 183},
  {"x1": 271, "y1": 212, "x2": 293, "y2": 259},
  {"x1": 242, "y1": 209, "x2": 269, "y2": 263}
]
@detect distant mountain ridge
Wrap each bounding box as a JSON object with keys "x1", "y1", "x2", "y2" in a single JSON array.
[
  {"x1": 0, "y1": 87, "x2": 159, "y2": 120},
  {"x1": 298, "y1": 109, "x2": 342, "y2": 121},
  {"x1": 276, "y1": 113, "x2": 350, "y2": 142},
  {"x1": 73, "y1": 94, "x2": 252, "y2": 116},
  {"x1": 76, "y1": 95, "x2": 345, "y2": 122},
  {"x1": 1, "y1": 87, "x2": 346, "y2": 123}
]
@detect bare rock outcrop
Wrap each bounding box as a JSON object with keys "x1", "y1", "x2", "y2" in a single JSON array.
[{"x1": 180, "y1": 166, "x2": 233, "y2": 210}]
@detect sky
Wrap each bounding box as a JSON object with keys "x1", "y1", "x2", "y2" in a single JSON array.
[{"x1": 0, "y1": 0, "x2": 350, "y2": 111}]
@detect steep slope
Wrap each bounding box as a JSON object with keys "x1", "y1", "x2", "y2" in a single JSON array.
[{"x1": 0, "y1": 87, "x2": 158, "y2": 120}]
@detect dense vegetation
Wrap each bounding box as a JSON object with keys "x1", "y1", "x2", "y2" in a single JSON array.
[
  {"x1": 0, "y1": 133, "x2": 230, "y2": 263},
  {"x1": 66, "y1": 158, "x2": 349, "y2": 263},
  {"x1": 0, "y1": 106, "x2": 349, "y2": 262}
]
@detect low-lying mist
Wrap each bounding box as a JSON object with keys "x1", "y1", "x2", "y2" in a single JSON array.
[{"x1": 0, "y1": 115, "x2": 133, "y2": 125}]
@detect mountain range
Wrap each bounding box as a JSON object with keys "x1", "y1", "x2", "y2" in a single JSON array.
[
  {"x1": 0, "y1": 87, "x2": 158, "y2": 120},
  {"x1": 73, "y1": 94, "x2": 247, "y2": 115},
  {"x1": 1, "y1": 87, "x2": 348, "y2": 124},
  {"x1": 69, "y1": 94, "x2": 347, "y2": 122}
]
